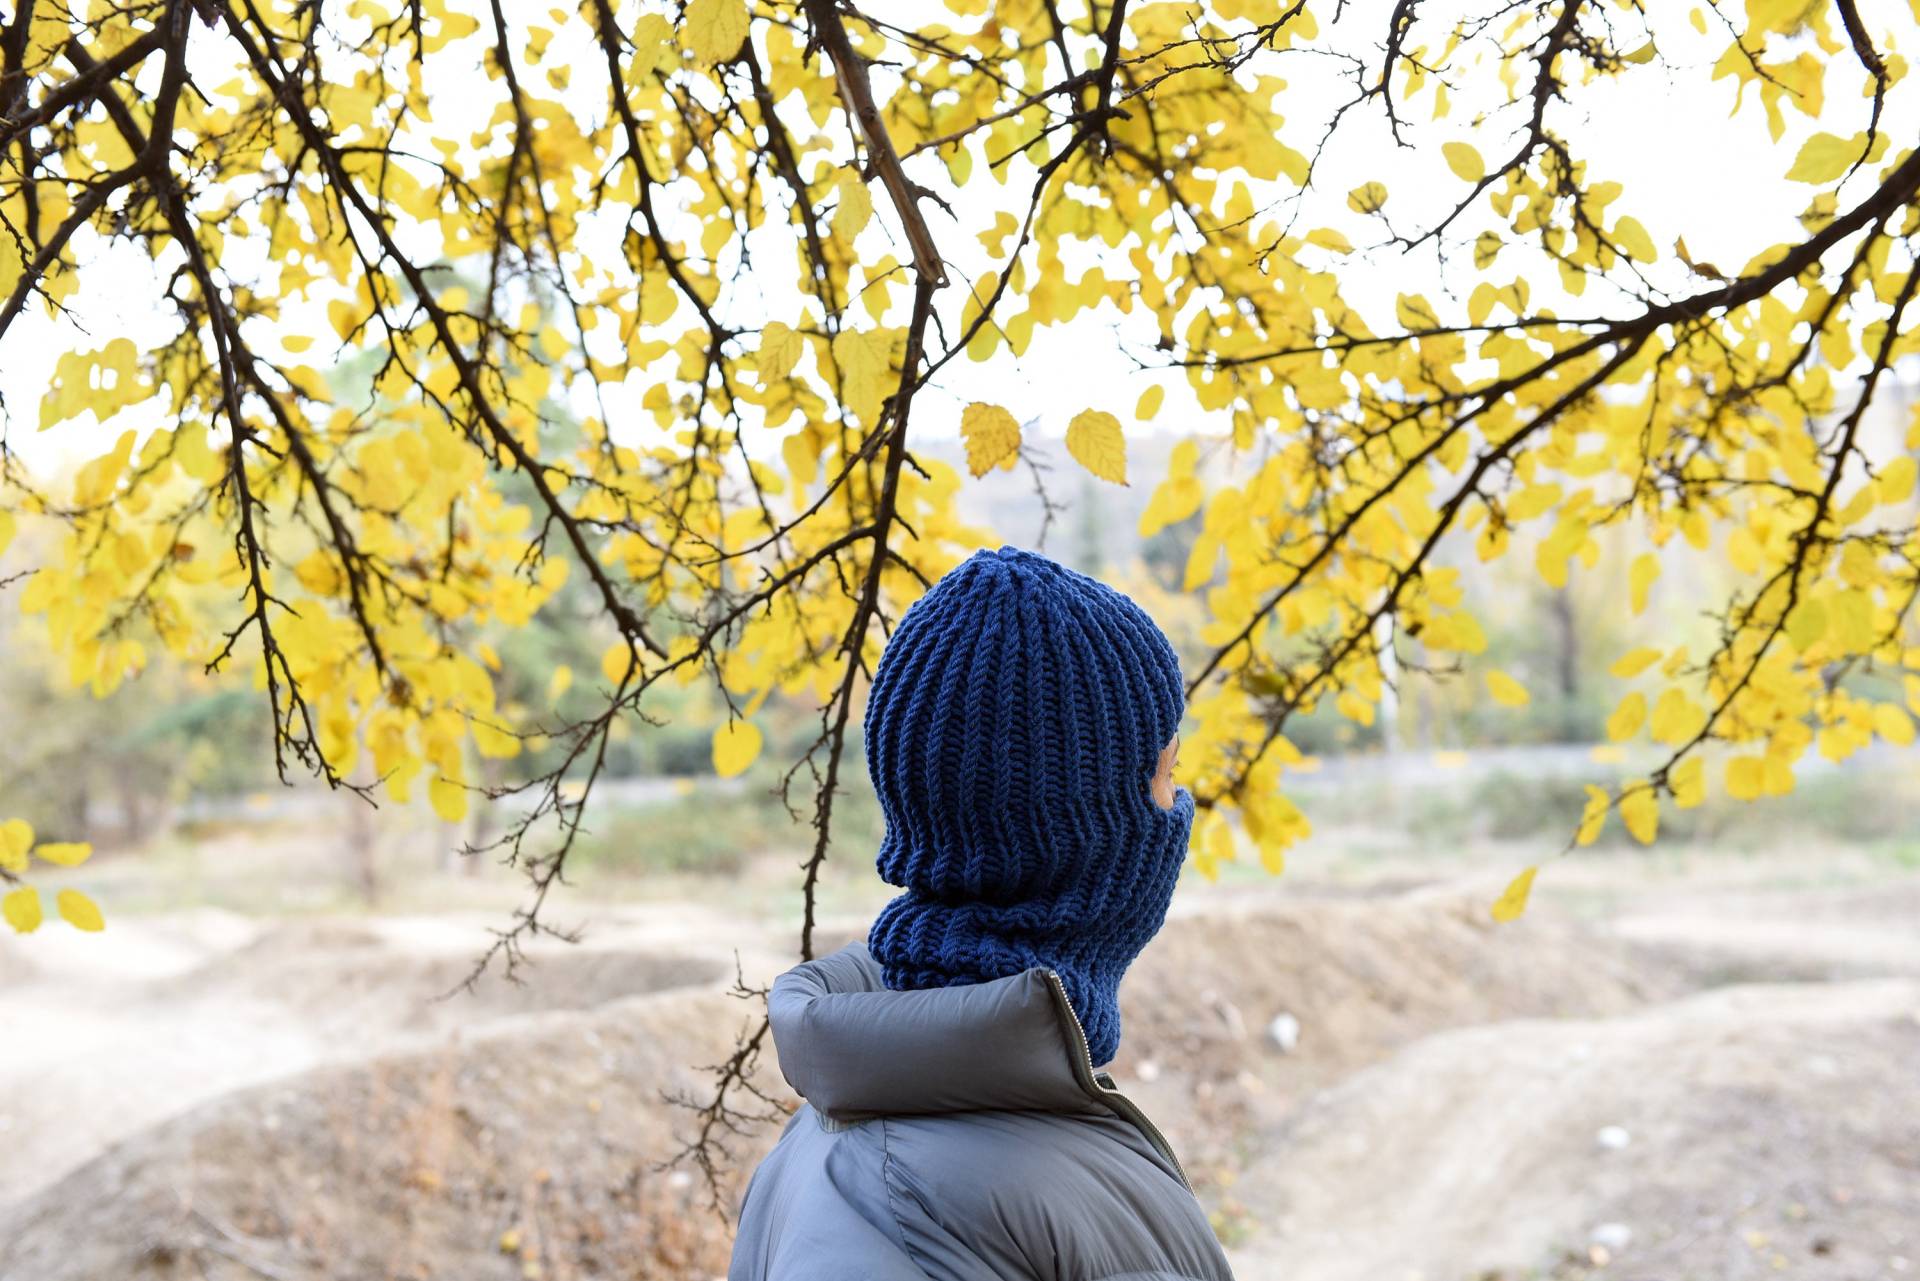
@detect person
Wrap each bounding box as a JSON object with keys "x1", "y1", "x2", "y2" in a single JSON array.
[{"x1": 729, "y1": 546, "x2": 1235, "y2": 1281}]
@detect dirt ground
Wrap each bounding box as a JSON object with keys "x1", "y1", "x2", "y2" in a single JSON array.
[{"x1": 2, "y1": 835, "x2": 1918, "y2": 1281}]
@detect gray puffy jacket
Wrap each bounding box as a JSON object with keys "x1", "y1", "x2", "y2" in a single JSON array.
[{"x1": 729, "y1": 944, "x2": 1234, "y2": 1281}]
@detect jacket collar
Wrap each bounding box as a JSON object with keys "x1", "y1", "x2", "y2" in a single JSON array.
[{"x1": 767, "y1": 943, "x2": 1108, "y2": 1121}]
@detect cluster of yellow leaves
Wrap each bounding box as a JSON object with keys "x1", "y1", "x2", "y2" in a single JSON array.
[
  {"x1": 1, "y1": 820, "x2": 102, "y2": 934},
  {"x1": 0, "y1": 0, "x2": 1914, "y2": 940}
]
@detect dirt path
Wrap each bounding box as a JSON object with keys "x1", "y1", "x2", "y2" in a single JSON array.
[
  {"x1": 3, "y1": 860, "x2": 1917, "y2": 1281},
  {"x1": 0, "y1": 903, "x2": 783, "y2": 1206},
  {"x1": 1227, "y1": 978, "x2": 1920, "y2": 1280}
]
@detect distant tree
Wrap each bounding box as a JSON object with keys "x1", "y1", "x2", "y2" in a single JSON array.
[{"x1": 2, "y1": 0, "x2": 1917, "y2": 980}]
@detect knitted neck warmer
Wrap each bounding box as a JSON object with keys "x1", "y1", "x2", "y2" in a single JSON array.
[{"x1": 863, "y1": 546, "x2": 1194, "y2": 1066}]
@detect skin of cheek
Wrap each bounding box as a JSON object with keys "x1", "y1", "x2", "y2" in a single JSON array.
[{"x1": 1151, "y1": 736, "x2": 1180, "y2": 811}]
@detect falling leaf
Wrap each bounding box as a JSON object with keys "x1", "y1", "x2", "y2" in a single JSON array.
[{"x1": 1065, "y1": 409, "x2": 1127, "y2": 485}]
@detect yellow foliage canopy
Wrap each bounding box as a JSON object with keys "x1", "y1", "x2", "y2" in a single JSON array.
[{"x1": 0, "y1": 0, "x2": 1917, "y2": 943}]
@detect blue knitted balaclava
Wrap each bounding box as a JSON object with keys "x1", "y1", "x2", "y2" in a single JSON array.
[{"x1": 864, "y1": 545, "x2": 1194, "y2": 1066}]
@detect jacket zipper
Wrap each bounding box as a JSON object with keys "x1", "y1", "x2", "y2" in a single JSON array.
[{"x1": 1041, "y1": 970, "x2": 1195, "y2": 1194}]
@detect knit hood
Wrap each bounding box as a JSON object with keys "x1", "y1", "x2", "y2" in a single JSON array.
[{"x1": 863, "y1": 546, "x2": 1194, "y2": 1066}]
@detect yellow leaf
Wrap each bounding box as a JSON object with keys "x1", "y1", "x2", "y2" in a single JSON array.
[
  {"x1": 1346, "y1": 181, "x2": 1388, "y2": 213},
  {"x1": 1875, "y1": 703, "x2": 1916, "y2": 746},
  {"x1": 1726, "y1": 755, "x2": 1765, "y2": 800},
  {"x1": 1473, "y1": 231, "x2": 1503, "y2": 269},
  {"x1": 683, "y1": 0, "x2": 748, "y2": 62},
  {"x1": 1306, "y1": 227, "x2": 1353, "y2": 254},
  {"x1": 1606, "y1": 691, "x2": 1647, "y2": 741},
  {"x1": 1785, "y1": 131, "x2": 1863, "y2": 184},
  {"x1": 1485, "y1": 670, "x2": 1530, "y2": 707},
  {"x1": 1135, "y1": 385, "x2": 1165, "y2": 420},
  {"x1": 1629, "y1": 553, "x2": 1659, "y2": 614},
  {"x1": 1612, "y1": 216, "x2": 1656, "y2": 263},
  {"x1": 1442, "y1": 141, "x2": 1485, "y2": 182},
  {"x1": 1506, "y1": 482, "x2": 1561, "y2": 521},
  {"x1": 1609, "y1": 648, "x2": 1661, "y2": 678},
  {"x1": 0, "y1": 819, "x2": 32, "y2": 873},
  {"x1": 1619, "y1": 785, "x2": 1658, "y2": 844},
  {"x1": 3, "y1": 886, "x2": 43, "y2": 933},
  {"x1": 1670, "y1": 755, "x2": 1706, "y2": 808},
  {"x1": 1192, "y1": 809, "x2": 1236, "y2": 881},
  {"x1": 1490, "y1": 865, "x2": 1537, "y2": 922},
  {"x1": 327, "y1": 299, "x2": 361, "y2": 341},
  {"x1": 1876, "y1": 456, "x2": 1916, "y2": 506},
  {"x1": 601, "y1": 641, "x2": 636, "y2": 686},
  {"x1": 960, "y1": 403, "x2": 1022, "y2": 477},
  {"x1": 712, "y1": 718, "x2": 763, "y2": 778},
  {"x1": 1065, "y1": 409, "x2": 1127, "y2": 485},
  {"x1": 1648, "y1": 688, "x2": 1703, "y2": 745},
  {"x1": 833, "y1": 170, "x2": 872, "y2": 240},
  {"x1": 32, "y1": 841, "x2": 92, "y2": 867},
  {"x1": 1576, "y1": 784, "x2": 1609, "y2": 844},
  {"x1": 56, "y1": 888, "x2": 104, "y2": 932},
  {"x1": 429, "y1": 775, "x2": 468, "y2": 823},
  {"x1": 549, "y1": 666, "x2": 573, "y2": 702},
  {"x1": 1784, "y1": 598, "x2": 1826, "y2": 652},
  {"x1": 757, "y1": 322, "x2": 803, "y2": 383}
]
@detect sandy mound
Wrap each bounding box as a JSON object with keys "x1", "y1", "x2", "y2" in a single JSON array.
[
  {"x1": 7, "y1": 880, "x2": 1912, "y2": 1281},
  {"x1": 1, "y1": 887, "x2": 1692, "y2": 1281},
  {"x1": 1228, "y1": 979, "x2": 1920, "y2": 1280},
  {"x1": 0, "y1": 984, "x2": 778, "y2": 1281},
  {"x1": 1107, "y1": 888, "x2": 1690, "y2": 1191}
]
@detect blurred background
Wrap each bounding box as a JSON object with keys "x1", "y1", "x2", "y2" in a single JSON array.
[{"x1": 3, "y1": 416, "x2": 1919, "y2": 1280}]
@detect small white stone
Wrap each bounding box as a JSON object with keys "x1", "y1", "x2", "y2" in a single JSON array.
[
  {"x1": 1135, "y1": 1059, "x2": 1162, "y2": 1083},
  {"x1": 1591, "y1": 1222, "x2": 1633, "y2": 1252},
  {"x1": 1267, "y1": 1013, "x2": 1301, "y2": 1053},
  {"x1": 1595, "y1": 1125, "x2": 1631, "y2": 1151}
]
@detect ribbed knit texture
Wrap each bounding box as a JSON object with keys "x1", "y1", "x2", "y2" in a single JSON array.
[{"x1": 864, "y1": 546, "x2": 1194, "y2": 1066}]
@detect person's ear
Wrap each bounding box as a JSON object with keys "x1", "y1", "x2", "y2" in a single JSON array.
[{"x1": 1150, "y1": 735, "x2": 1179, "y2": 811}]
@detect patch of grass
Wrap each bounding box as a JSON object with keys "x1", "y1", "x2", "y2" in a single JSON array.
[
  {"x1": 1311, "y1": 762, "x2": 1920, "y2": 854},
  {"x1": 570, "y1": 777, "x2": 887, "y2": 878}
]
